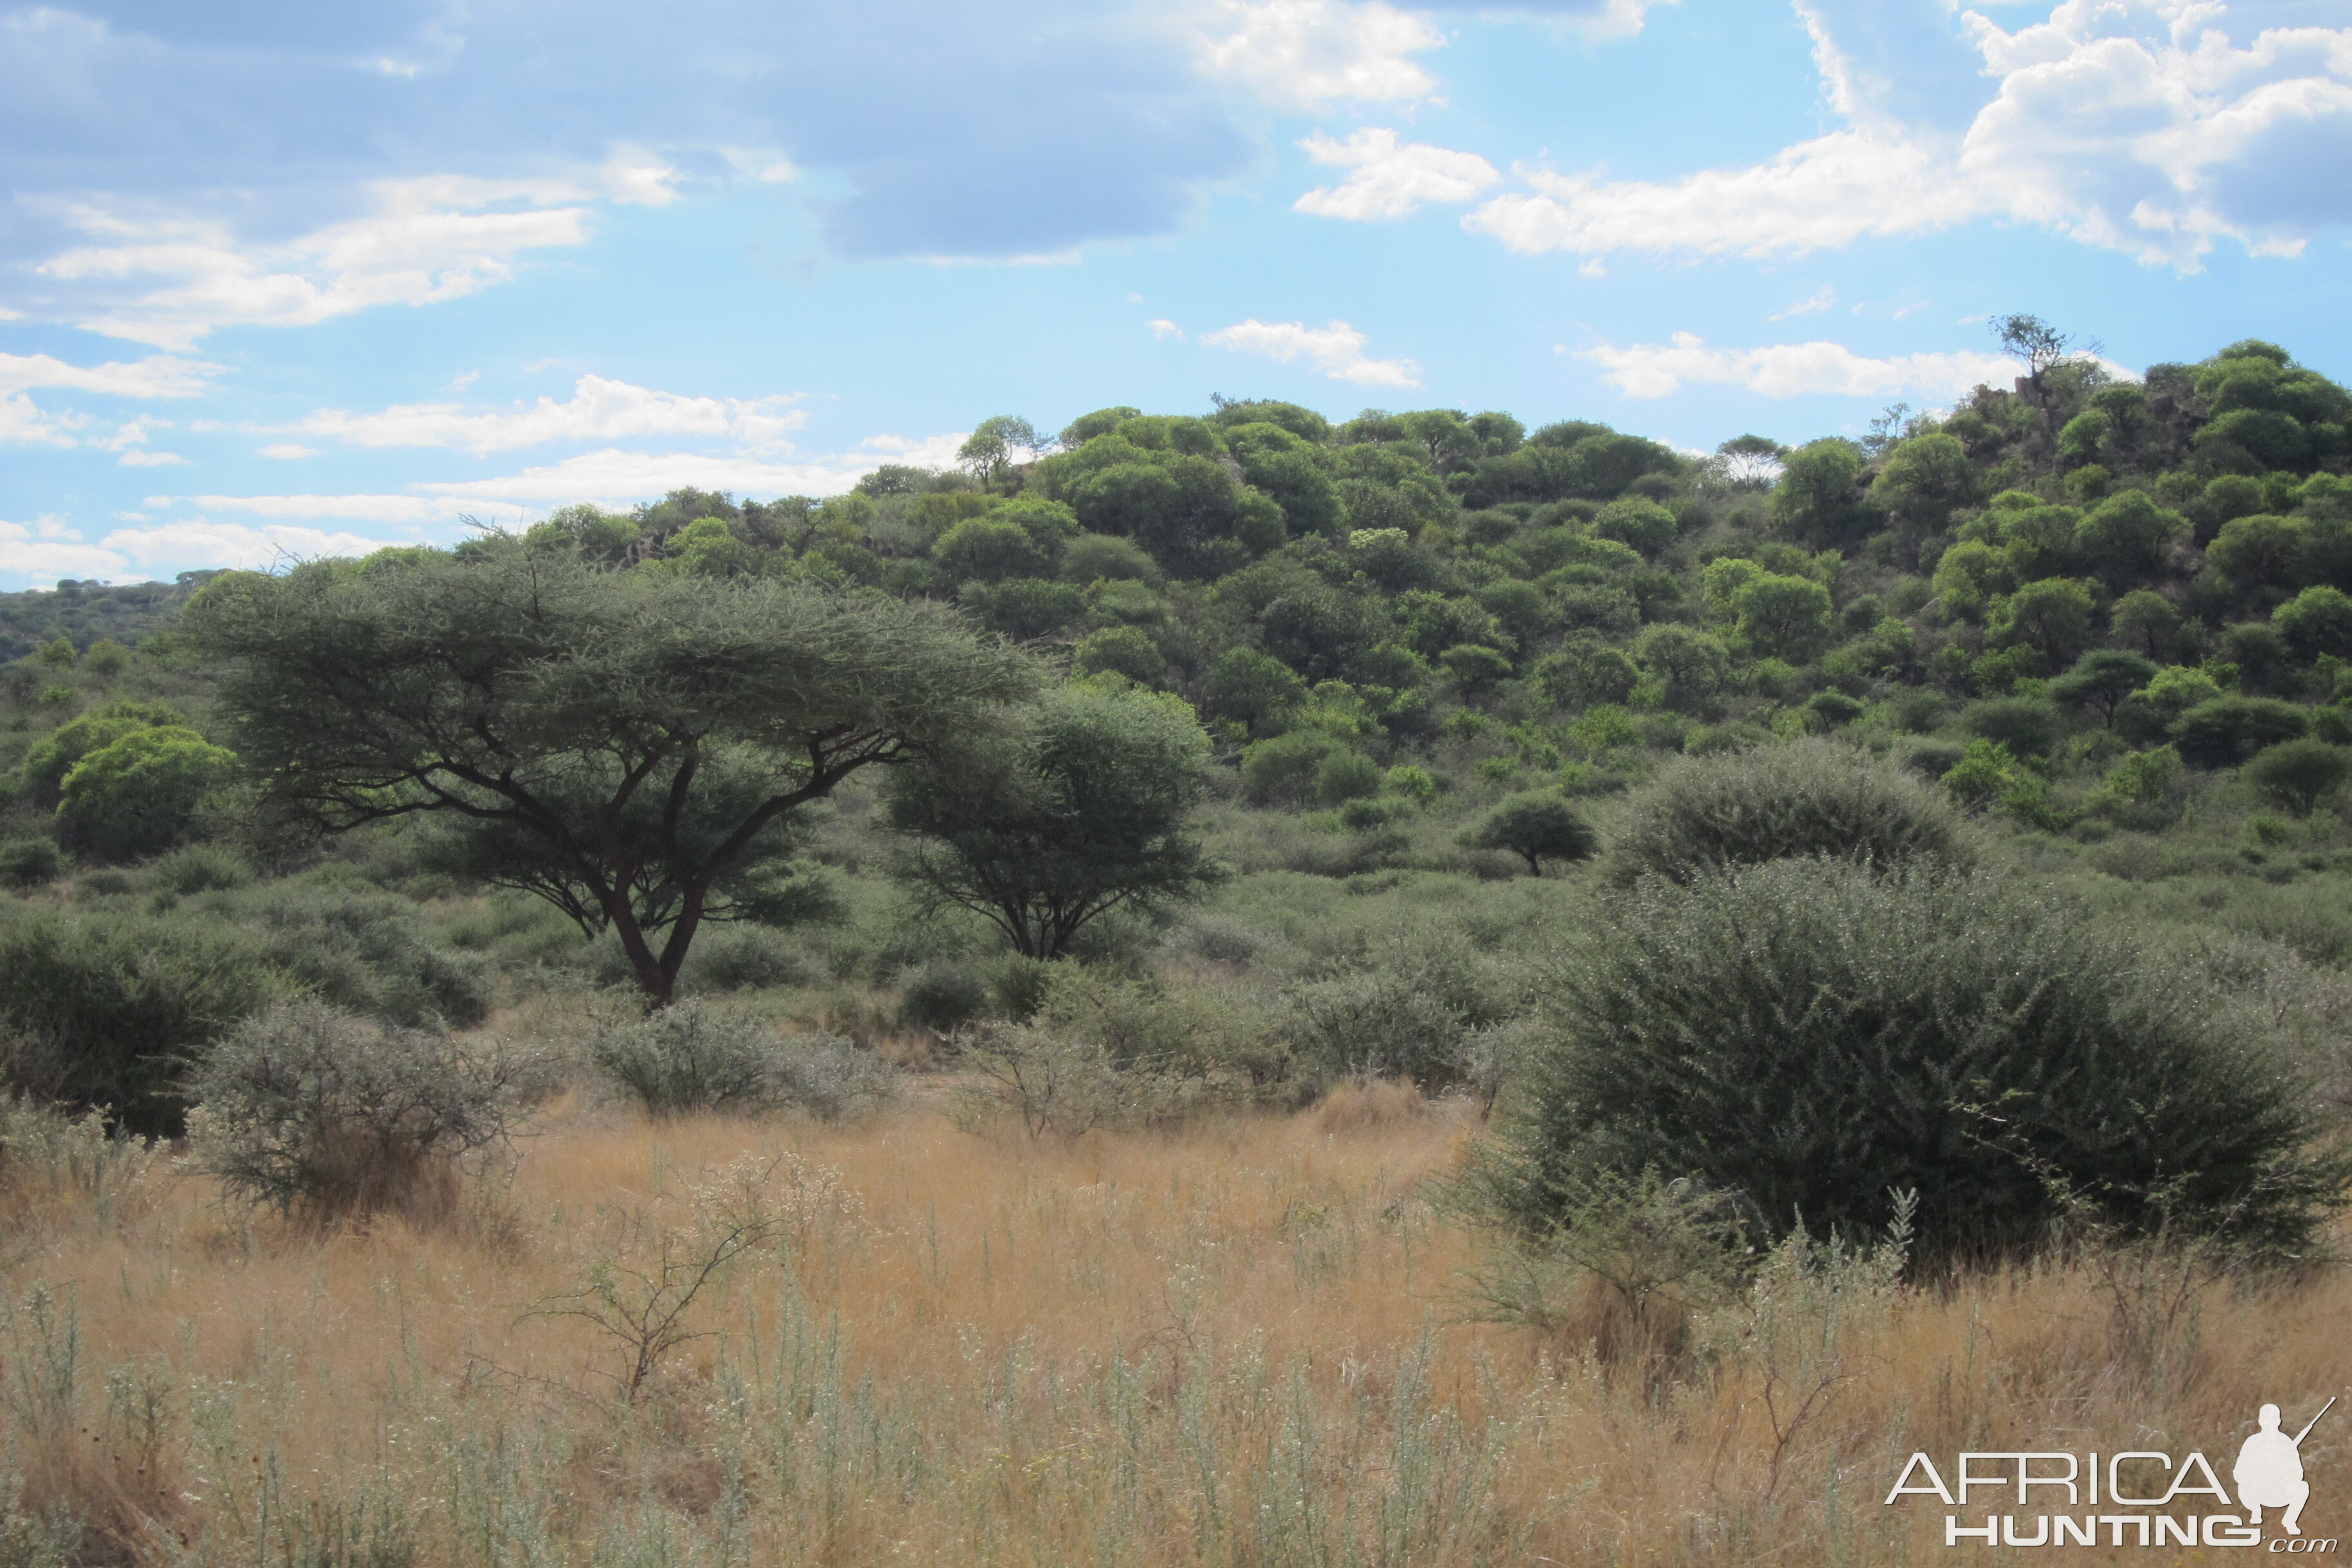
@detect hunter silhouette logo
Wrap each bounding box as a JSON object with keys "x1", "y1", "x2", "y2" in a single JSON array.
[
  {"x1": 2240, "y1": 1398, "x2": 2335, "y2": 1538},
  {"x1": 1885, "y1": 1395, "x2": 2339, "y2": 1549}
]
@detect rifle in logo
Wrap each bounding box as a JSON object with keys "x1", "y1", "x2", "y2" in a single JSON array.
[{"x1": 2239, "y1": 1397, "x2": 2335, "y2": 1537}]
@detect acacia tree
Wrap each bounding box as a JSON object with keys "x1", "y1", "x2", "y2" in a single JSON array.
[
  {"x1": 188, "y1": 540, "x2": 1035, "y2": 1003},
  {"x1": 887, "y1": 682, "x2": 1218, "y2": 958}
]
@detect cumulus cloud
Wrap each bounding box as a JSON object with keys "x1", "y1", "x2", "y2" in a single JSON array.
[
  {"x1": 1578, "y1": 331, "x2": 2022, "y2": 400},
  {"x1": 1193, "y1": 0, "x2": 1444, "y2": 108},
  {"x1": 1201, "y1": 318, "x2": 1419, "y2": 386},
  {"x1": 1442, "y1": 1, "x2": 2352, "y2": 271},
  {"x1": 1293, "y1": 128, "x2": 1500, "y2": 220},
  {"x1": 1148, "y1": 318, "x2": 1186, "y2": 339},
  {"x1": 275, "y1": 375, "x2": 807, "y2": 455}
]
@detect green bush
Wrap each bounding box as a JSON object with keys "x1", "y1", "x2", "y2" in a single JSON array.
[
  {"x1": 55, "y1": 725, "x2": 237, "y2": 861},
  {"x1": 1962, "y1": 696, "x2": 2059, "y2": 758},
  {"x1": 186, "y1": 999, "x2": 546, "y2": 1220},
  {"x1": 1279, "y1": 927, "x2": 1514, "y2": 1086},
  {"x1": 1487, "y1": 860, "x2": 2346, "y2": 1262},
  {"x1": 1604, "y1": 738, "x2": 1970, "y2": 888},
  {"x1": 0, "y1": 838, "x2": 61, "y2": 889},
  {"x1": 681, "y1": 925, "x2": 818, "y2": 992},
  {"x1": 900, "y1": 963, "x2": 990, "y2": 1034},
  {"x1": 14, "y1": 701, "x2": 179, "y2": 809},
  {"x1": 151, "y1": 843, "x2": 253, "y2": 895},
  {"x1": 247, "y1": 887, "x2": 491, "y2": 1028},
  {"x1": 2244, "y1": 738, "x2": 2352, "y2": 817},
  {"x1": 1311, "y1": 748, "x2": 1383, "y2": 806},
  {"x1": 589, "y1": 999, "x2": 894, "y2": 1119},
  {"x1": 2172, "y1": 696, "x2": 2308, "y2": 769},
  {"x1": 0, "y1": 908, "x2": 293, "y2": 1133}
]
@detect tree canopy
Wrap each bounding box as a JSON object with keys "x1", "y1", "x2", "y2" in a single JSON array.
[{"x1": 186, "y1": 539, "x2": 1036, "y2": 1002}]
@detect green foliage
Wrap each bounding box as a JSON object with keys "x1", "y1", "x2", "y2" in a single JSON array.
[
  {"x1": 1772, "y1": 440, "x2": 1874, "y2": 548},
  {"x1": 246, "y1": 887, "x2": 492, "y2": 1028},
  {"x1": 186, "y1": 999, "x2": 545, "y2": 1220},
  {"x1": 1605, "y1": 739, "x2": 1968, "y2": 887},
  {"x1": 0, "y1": 839, "x2": 60, "y2": 889},
  {"x1": 1491, "y1": 860, "x2": 2347, "y2": 1261},
  {"x1": 2243, "y1": 738, "x2": 2352, "y2": 817},
  {"x1": 1732, "y1": 573, "x2": 1833, "y2": 660},
  {"x1": 1963, "y1": 696, "x2": 2059, "y2": 759},
  {"x1": 889, "y1": 683, "x2": 1217, "y2": 959},
  {"x1": 15, "y1": 701, "x2": 181, "y2": 810},
  {"x1": 54, "y1": 725, "x2": 237, "y2": 861},
  {"x1": 936, "y1": 516, "x2": 1052, "y2": 582},
  {"x1": 1071, "y1": 625, "x2": 1166, "y2": 685},
  {"x1": 1313, "y1": 748, "x2": 1384, "y2": 807},
  {"x1": 2171, "y1": 696, "x2": 2309, "y2": 769},
  {"x1": 1465, "y1": 792, "x2": 1597, "y2": 877},
  {"x1": 1240, "y1": 731, "x2": 1345, "y2": 807},
  {"x1": 188, "y1": 539, "x2": 1035, "y2": 1003},
  {"x1": 150, "y1": 843, "x2": 253, "y2": 895},
  {"x1": 0, "y1": 908, "x2": 293, "y2": 1134}
]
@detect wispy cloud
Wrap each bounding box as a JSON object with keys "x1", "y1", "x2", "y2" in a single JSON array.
[
  {"x1": 273, "y1": 375, "x2": 807, "y2": 455},
  {"x1": 1193, "y1": 0, "x2": 1444, "y2": 109},
  {"x1": 1769, "y1": 286, "x2": 1838, "y2": 321},
  {"x1": 0, "y1": 351, "x2": 223, "y2": 398}
]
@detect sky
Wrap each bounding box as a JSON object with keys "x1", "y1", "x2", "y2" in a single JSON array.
[{"x1": 1, "y1": 0, "x2": 2349, "y2": 589}]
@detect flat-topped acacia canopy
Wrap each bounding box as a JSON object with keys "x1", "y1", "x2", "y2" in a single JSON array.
[{"x1": 188, "y1": 539, "x2": 1037, "y2": 1003}]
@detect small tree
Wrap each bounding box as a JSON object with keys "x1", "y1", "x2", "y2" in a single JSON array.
[
  {"x1": 2244, "y1": 738, "x2": 2352, "y2": 818},
  {"x1": 1467, "y1": 792, "x2": 1598, "y2": 877},
  {"x1": 888, "y1": 683, "x2": 1219, "y2": 959},
  {"x1": 187, "y1": 540, "x2": 1034, "y2": 1004}
]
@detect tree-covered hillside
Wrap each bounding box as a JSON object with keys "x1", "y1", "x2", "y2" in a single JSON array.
[{"x1": 453, "y1": 333, "x2": 2352, "y2": 845}]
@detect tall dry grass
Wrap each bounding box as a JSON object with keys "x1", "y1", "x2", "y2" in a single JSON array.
[{"x1": 0, "y1": 1085, "x2": 2344, "y2": 1566}]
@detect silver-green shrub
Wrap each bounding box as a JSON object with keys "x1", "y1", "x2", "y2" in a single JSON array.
[
  {"x1": 186, "y1": 999, "x2": 547, "y2": 1220},
  {"x1": 1603, "y1": 737, "x2": 1970, "y2": 887},
  {"x1": 589, "y1": 999, "x2": 894, "y2": 1119}
]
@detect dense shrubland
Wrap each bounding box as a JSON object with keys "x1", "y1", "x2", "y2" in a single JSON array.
[{"x1": 0, "y1": 329, "x2": 2349, "y2": 1561}]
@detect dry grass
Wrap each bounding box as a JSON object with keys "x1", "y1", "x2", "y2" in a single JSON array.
[{"x1": 1, "y1": 1092, "x2": 2346, "y2": 1566}]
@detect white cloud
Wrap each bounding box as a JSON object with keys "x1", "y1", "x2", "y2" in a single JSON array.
[
  {"x1": 0, "y1": 351, "x2": 222, "y2": 398},
  {"x1": 259, "y1": 444, "x2": 320, "y2": 460},
  {"x1": 0, "y1": 527, "x2": 130, "y2": 578},
  {"x1": 1294, "y1": 128, "x2": 1501, "y2": 220},
  {"x1": 1148, "y1": 318, "x2": 1186, "y2": 340},
  {"x1": 117, "y1": 448, "x2": 187, "y2": 467},
  {"x1": 1578, "y1": 331, "x2": 2021, "y2": 400},
  {"x1": 1770, "y1": 285, "x2": 1838, "y2": 320},
  {"x1": 174, "y1": 493, "x2": 480, "y2": 525},
  {"x1": 1954, "y1": 5, "x2": 2352, "y2": 266},
  {"x1": 1193, "y1": 0, "x2": 1444, "y2": 108},
  {"x1": 0, "y1": 393, "x2": 81, "y2": 447},
  {"x1": 1200, "y1": 318, "x2": 1419, "y2": 386},
  {"x1": 1450, "y1": 4, "x2": 2352, "y2": 270},
  {"x1": 410, "y1": 441, "x2": 963, "y2": 504},
  {"x1": 33, "y1": 175, "x2": 593, "y2": 349},
  {"x1": 1465, "y1": 129, "x2": 1973, "y2": 258},
  {"x1": 99, "y1": 519, "x2": 406, "y2": 572},
  {"x1": 601, "y1": 150, "x2": 680, "y2": 207},
  {"x1": 277, "y1": 375, "x2": 808, "y2": 455}
]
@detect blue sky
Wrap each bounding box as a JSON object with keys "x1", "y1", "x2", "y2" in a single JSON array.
[{"x1": 2, "y1": 0, "x2": 2349, "y2": 587}]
